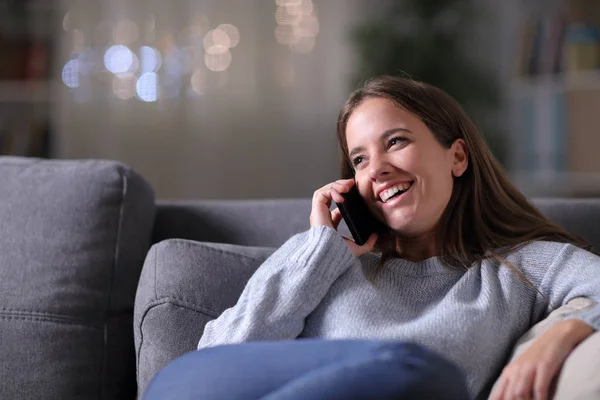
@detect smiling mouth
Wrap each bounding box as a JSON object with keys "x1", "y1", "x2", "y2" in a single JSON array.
[{"x1": 379, "y1": 181, "x2": 414, "y2": 203}]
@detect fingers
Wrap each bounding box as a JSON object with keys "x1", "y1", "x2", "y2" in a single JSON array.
[
  {"x1": 533, "y1": 367, "x2": 551, "y2": 400},
  {"x1": 491, "y1": 365, "x2": 551, "y2": 400},
  {"x1": 509, "y1": 366, "x2": 535, "y2": 400},
  {"x1": 341, "y1": 232, "x2": 378, "y2": 257},
  {"x1": 312, "y1": 179, "x2": 353, "y2": 206},
  {"x1": 330, "y1": 188, "x2": 345, "y2": 204},
  {"x1": 310, "y1": 179, "x2": 354, "y2": 229},
  {"x1": 364, "y1": 232, "x2": 378, "y2": 248},
  {"x1": 331, "y1": 207, "x2": 343, "y2": 230}
]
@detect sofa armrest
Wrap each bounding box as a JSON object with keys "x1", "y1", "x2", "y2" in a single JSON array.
[
  {"x1": 133, "y1": 239, "x2": 275, "y2": 398},
  {"x1": 503, "y1": 297, "x2": 600, "y2": 399},
  {"x1": 553, "y1": 330, "x2": 600, "y2": 399}
]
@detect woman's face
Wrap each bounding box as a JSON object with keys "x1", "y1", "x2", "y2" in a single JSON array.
[{"x1": 345, "y1": 97, "x2": 467, "y2": 237}]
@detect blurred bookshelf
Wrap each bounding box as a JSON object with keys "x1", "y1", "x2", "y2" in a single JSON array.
[
  {"x1": 508, "y1": 0, "x2": 600, "y2": 197},
  {"x1": 0, "y1": 0, "x2": 57, "y2": 158}
]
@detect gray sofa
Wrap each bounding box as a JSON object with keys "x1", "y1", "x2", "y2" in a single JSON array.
[{"x1": 1, "y1": 157, "x2": 599, "y2": 400}]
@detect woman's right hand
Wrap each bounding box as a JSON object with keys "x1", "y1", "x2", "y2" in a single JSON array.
[{"x1": 310, "y1": 179, "x2": 378, "y2": 257}]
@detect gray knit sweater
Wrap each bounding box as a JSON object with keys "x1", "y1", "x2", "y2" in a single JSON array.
[{"x1": 197, "y1": 225, "x2": 600, "y2": 399}]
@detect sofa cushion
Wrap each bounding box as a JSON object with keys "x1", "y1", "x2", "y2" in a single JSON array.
[
  {"x1": 134, "y1": 239, "x2": 275, "y2": 397},
  {"x1": 496, "y1": 297, "x2": 600, "y2": 399},
  {"x1": 0, "y1": 157, "x2": 155, "y2": 400}
]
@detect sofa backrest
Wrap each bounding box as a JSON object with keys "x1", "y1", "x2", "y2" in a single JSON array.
[
  {"x1": 152, "y1": 198, "x2": 600, "y2": 251},
  {"x1": 0, "y1": 157, "x2": 155, "y2": 400}
]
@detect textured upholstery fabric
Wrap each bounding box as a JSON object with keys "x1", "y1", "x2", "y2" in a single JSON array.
[
  {"x1": 152, "y1": 199, "x2": 600, "y2": 251},
  {"x1": 152, "y1": 199, "x2": 317, "y2": 247},
  {"x1": 134, "y1": 239, "x2": 275, "y2": 396},
  {"x1": 0, "y1": 157, "x2": 155, "y2": 400}
]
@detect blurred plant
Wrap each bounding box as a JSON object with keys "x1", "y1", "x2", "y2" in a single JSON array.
[{"x1": 349, "y1": 0, "x2": 506, "y2": 165}]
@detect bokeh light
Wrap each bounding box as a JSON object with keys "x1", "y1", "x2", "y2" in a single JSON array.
[
  {"x1": 205, "y1": 51, "x2": 232, "y2": 72},
  {"x1": 299, "y1": 0, "x2": 314, "y2": 15},
  {"x1": 275, "y1": 24, "x2": 300, "y2": 45},
  {"x1": 140, "y1": 46, "x2": 162, "y2": 73},
  {"x1": 190, "y1": 68, "x2": 206, "y2": 94},
  {"x1": 62, "y1": 11, "x2": 73, "y2": 31},
  {"x1": 295, "y1": 14, "x2": 319, "y2": 38},
  {"x1": 217, "y1": 24, "x2": 240, "y2": 48},
  {"x1": 136, "y1": 72, "x2": 158, "y2": 102},
  {"x1": 276, "y1": 0, "x2": 302, "y2": 6},
  {"x1": 63, "y1": 13, "x2": 240, "y2": 101},
  {"x1": 127, "y1": 53, "x2": 140, "y2": 74},
  {"x1": 104, "y1": 45, "x2": 134, "y2": 74},
  {"x1": 275, "y1": 6, "x2": 301, "y2": 25},
  {"x1": 203, "y1": 28, "x2": 231, "y2": 55},
  {"x1": 275, "y1": 0, "x2": 319, "y2": 53},
  {"x1": 62, "y1": 59, "x2": 79, "y2": 88}
]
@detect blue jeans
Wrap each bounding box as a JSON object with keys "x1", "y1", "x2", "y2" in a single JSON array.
[{"x1": 144, "y1": 339, "x2": 469, "y2": 400}]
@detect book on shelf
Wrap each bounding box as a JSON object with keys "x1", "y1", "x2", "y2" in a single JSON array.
[
  {"x1": 512, "y1": 71, "x2": 600, "y2": 178},
  {"x1": 514, "y1": 9, "x2": 600, "y2": 79},
  {"x1": 514, "y1": 86, "x2": 566, "y2": 175}
]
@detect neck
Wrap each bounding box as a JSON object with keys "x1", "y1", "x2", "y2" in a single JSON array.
[{"x1": 395, "y1": 231, "x2": 438, "y2": 262}]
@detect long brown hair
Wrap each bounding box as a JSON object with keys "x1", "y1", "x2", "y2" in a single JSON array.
[{"x1": 337, "y1": 75, "x2": 594, "y2": 286}]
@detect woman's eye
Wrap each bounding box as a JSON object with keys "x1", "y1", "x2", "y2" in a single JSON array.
[
  {"x1": 389, "y1": 137, "x2": 406, "y2": 147},
  {"x1": 351, "y1": 156, "x2": 363, "y2": 166}
]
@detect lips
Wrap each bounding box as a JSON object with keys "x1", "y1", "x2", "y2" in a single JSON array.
[
  {"x1": 380, "y1": 181, "x2": 413, "y2": 207},
  {"x1": 375, "y1": 181, "x2": 414, "y2": 202}
]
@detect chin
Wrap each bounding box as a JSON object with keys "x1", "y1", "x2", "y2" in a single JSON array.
[
  {"x1": 386, "y1": 213, "x2": 430, "y2": 236},
  {"x1": 386, "y1": 219, "x2": 416, "y2": 235}
]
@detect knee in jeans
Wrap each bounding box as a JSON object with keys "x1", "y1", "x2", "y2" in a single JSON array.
[{"x1": 372, "y1": 342, "x2": 459, "y2": 374}]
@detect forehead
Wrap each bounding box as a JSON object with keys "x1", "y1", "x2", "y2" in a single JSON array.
[{"x1": 345, "y1": 98, "x2": 419, "y2": 143}]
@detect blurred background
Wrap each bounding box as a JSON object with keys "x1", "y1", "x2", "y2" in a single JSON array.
[{"x1": 0, "y1": 0, "x2": 599, "y2": 200}]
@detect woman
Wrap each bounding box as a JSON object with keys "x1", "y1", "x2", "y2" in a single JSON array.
[{"x1": 145, "y1": 76, "x2": 600, "y2": 400}]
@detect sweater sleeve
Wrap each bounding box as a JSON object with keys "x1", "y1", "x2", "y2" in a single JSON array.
[
  {"x1": 197, "y1": 225, "x2": 358, "y2": 349},
  {"x1": 536, "y1": 243, "x2": 600, "y2": 331}
]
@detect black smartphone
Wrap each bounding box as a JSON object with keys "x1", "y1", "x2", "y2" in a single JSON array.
[{"x1": 334, "y1": 184, "x2": 383, "y2": 245}]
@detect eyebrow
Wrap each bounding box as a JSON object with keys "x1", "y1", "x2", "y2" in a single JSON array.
[{"x1": 348, "y1": 128, "x2": 412, "y2": 159}]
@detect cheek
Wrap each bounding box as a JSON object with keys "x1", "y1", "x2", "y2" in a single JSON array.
[{"x1": 417, "y1": 160, "x2": 454, "y2": 204}]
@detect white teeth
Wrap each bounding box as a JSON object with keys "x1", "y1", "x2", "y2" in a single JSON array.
[{"x1": 379, "y1": 183, "x2": 411, "y2": 202}]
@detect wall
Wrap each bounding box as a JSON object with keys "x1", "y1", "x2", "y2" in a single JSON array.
[{"x1": 52, "y1": 0, "x2": 369, "y2": 200}]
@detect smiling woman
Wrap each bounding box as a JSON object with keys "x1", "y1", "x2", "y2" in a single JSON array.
[{"x1": 146, "y1": 76, "x2": 600, "y2": 400}]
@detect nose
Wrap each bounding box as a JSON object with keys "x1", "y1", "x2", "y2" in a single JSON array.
[{"x1": 368, "y1": 153, "x2": 391, "y2": 182}]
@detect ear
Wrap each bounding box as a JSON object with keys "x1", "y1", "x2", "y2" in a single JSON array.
[{"x1": 451, "y1": 139, "x2": 468, "y2": 177}]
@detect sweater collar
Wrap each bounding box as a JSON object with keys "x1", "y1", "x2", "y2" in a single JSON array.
[{"x1": 383, "y1": 255, "x2": 469, "y2": 276}]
